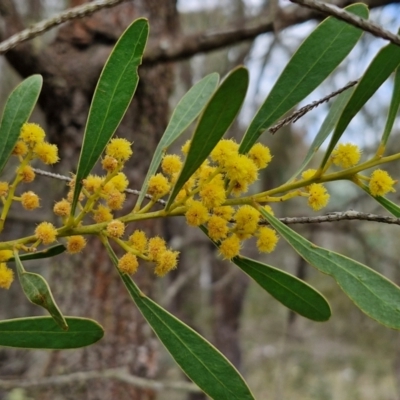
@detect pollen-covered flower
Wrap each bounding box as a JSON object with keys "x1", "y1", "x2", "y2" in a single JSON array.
[
  {"x1": 185, "y1": 200, "x2": 209, "y2": 226},
  {"x1": 147, "y1": 236, "x2": 167, "y2": 261},
  {"x1": 219, "y1": 234, "x2": 241, "y2": 259},
  {"x1": 129, "y1": 230, "x2": 148, "y2": 253},
  {"x1": 20, "y1": 123, "x2": 45, "y2": 145},
  {"x1": 92, "y1": 205, "x2": 113, "y2": 223},
  {"x1": 105, "y1": 138, "x2": 133, "y2": 162},
  {"x1": 53, "y1": 199, "x2": 71, "y2": 217},
  {"x1": 106, "y1": 189, "x2": 126, "y2": 210},
  {"x1": 35, "y1": 222, "x2": 57, "y2": 244},
  {"x1": 0, "y1": 182, "x2": 9, "y2": 197},
  {"x1": 213, "y1": 206, "x2": 234, "y2": 221},
  {"x1": 307, "y1": 183, "x2": 330, "y2": 211},
  {"x1": 0, "y1": 250, "x2": 13, "y2": 262},
  {"x1": 0, "y1": 263, "x2": 14, "y2": 289},
  {"x1": 199, "y1": 179, "x2": 226, "y2": 209},
  {"x1": 21, "y1": 191, "x2": 40, "y2": 210},
  {"x1": 20, "y1": 165, "x2": 35, "y2": 183},
  {"x1": 106, "y1": 220, "x2": 125, "y2": 238},
  {"x1": 102, "y1": 155, "x2": 118, "y2": 172},
  {"x1": 12, "y1": 140, "x2": 28, "y2": 156},
  {"x1": 110, "y1": 173, "x2": 129, "y2": 192},
  {"x1": 148, "y1": 173, "x2": 171, "y2": 199},
  {"x1": 332, "y1": 143, "x2": 361, "y2": 169},
  {"x1": 210, "y1": 139, "x2": 239, "y2": 167},
  {"x1": 83, "y1": 175, "x2": 103, "y2": 193},
  {"x1": 118, "y1": 253, "x2": 139, "y2": 274},
  {"x1": 230, "y1": 180, "x2": 249, "y2": 197},
  {"x1": 369, "y1": 169, "x2": 396, "y2": 197},
  {"x1": 66, "y1": 235, "x2": 87, "y2": 254},
  {"x1": 234, "y1": 205, "x2": 260, "y2": 237},
  {"x1": 256, "y1": 227, "x2": 279, "y2": 253},
  {"x1": 181, "y1": 140, "x2": 191, "y2": 155},
  {"x1": 154, "y1": 250, "x2": 179, "y2": 277},
  {"x1": 34, "y1": 142, "x2": 59, "y2": 164},
  {"x1": 225, "y1": 154, "x2": 258, "y2": 186},
  {"x1": 162, "y1": 154, "x2": 182, "y2": 176},
  {"x1": 302, "y1": 169, "x2": 317, "y2": 181},
  {"x1": 248, "y1": 143, "x2": 272, "y2": 169},
  {"x1": 207, "y1": 215, "x2": 229, "y2": 241}
]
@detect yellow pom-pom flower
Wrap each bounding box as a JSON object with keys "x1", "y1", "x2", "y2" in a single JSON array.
[
  {"x1": 162, "y1": 154, "x2": 182, "y2": 176},
  {"x1": 12, "y1": 141, "x2": 28, "y2": 156},
  {"x1": 199, "y1": 180, "x2": 226, "y2": 209},
  {"x1": 181, "y1": 140, "x2": 191, "y2": 155},
  {"x1": 20, "y1": 165, "x2": 35, "y2": 183},
  {"x1": 332, "y1": 143, "x2": 361, "y2": 169},
  {"x1": 66, "y1": 235, "x2": 87, "y2": 254},
  {"x1": 35, "y1": 222, "x2": 57, "y2": 244},
  {"x1": 0, "y1": 263, "x2": 14, "y2": 289},
  {"x1": 148, "y1": 173, "x2": 171, "y2": 199},
  {"x1": 129, "y1": 230, "x2": 148, "y2": 253},
  {"x1": 20, "y1": 123, "x2": 45, "y2": 145},
  {"x1": 53, "y1": 199, "x2": 71, "y2": 217},
  {"x1": 147, "y1": 236, "x2": 167, "y2": 261},
  {"x1": 92, "y1": 205, "x2": 113, "y2": 223},
  {"x1": 369, "y1": 169, "x2": 396, "y2": 197},
  {"x1": 33, "y1": 142, "x2": 59, "y2": 165},
  {"x1": 105, "y1": 138, "x2": 133, "y2": 162},
  {"x1": 219, "y1": 234, "x2": 241, "y2": 259},
  {"x1": 106, "y1": 189, "x2": 126, "y2": 210},
  {"x1": 210, "y1": 139, "x2": 239, "y2": 167},
  {"x1": 110, "y1": 173, "x2": 129, "y2": 192},
  {"x1": 83, "y1": 175, "x2": 103, "y2": 193},
  {"x1": 106, "y1": 220, "x2": 125, "y2": 238},
  {"x1": 118, "y1": 253, "x2": 139, "y2": 274},
  {"x1": 0, "y1": 182, "x2": 9, "y2": 197},
  {"x1": 248, "y1": 143, "x2": 272, "y2": 169},
  {"x1": 155, "y1": 250, "x2": 179, "y2": 277},
  {"x1": 234, "y1": 205, "x2": 260, "y2": 237},
  {"x1": 307, "y1": 183, "x2": 330, "y2": 211},
  {"x1": 185, "y1": 200, "x2": 209, "y2": 226},
  {"x1": 301, "y1": 169, "x2": 317, "y2": 181},
  {"x1": 256, "y1": 227, "x2": 279, "y2": 253},
  {"x1": 225, "y1": 154, "x2": 258, "y2": 186},
  {"x1": 213, "y1": 206, "x2": 234, "y2": 221},
  {"x1": 102, "y1": 155, "x2": 118, "y2": 172},
  {"x1": 207, "y1": 215, "x2": 229, "y2": 241},
  {"x1": 0, "y1": 250, "x2": 13, "y2": 262},
  {"x1": 21, "y1": 191, "x2": 40, "y2": 210}
]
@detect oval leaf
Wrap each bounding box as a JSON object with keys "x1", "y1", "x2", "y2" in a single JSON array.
[
  {"x1": 239, "y1": 3, "x2": 368, "y2": 154},
  {"x1": 14, "y1": 252, "x2": 67, "y2": 330},
  {"x1": 233, "y1": 256, "x2": 331, "y2": 321},
  {"x1": 0, "y1": 75, "x2": 42, "y2": 174},
  {"x1": 136, "y1": 72, "x2": 220, "y2": 209},
  {"x1": 320, "y1": 38, "x2": 400, "y2": 168},
  {"x1": 0, "y1": 317, "x2": 104, "y2": 349},
  {"x1": 71, "y1": 18, "x2": 149, "y2": 212},
  {"x1": 104, "y1": 241, "x2": 254, "y2": 400},
  {"x1": 9, "y1": 244, "x2": 66, "y2": 262},
  {"x1": 166, "y1": 66, "x2": 249, "y2": 209},
  {"x1": 259, "y1": 206, "x2": 400, "y2": 329}
]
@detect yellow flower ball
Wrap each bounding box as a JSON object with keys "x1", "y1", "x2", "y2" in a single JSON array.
[
  {"x1": 234, "y1": 205, "x2": 260, "y2": 237},
  {"x1": 33, "y1": 141, "x2": 59, "y2": 165},
  {"x1": 147, "y1": 236, "x2": 167, "y2": 261},
  {"x1": 21, "y1": 191, "x2": 40, "y2": 210},
  {"x1": 185, "y1": 200, "x2": 209, "y2": 226},
  {"x1": 213, "y1": 206, "x2": 234, "y2": 221},
  {"x1": 210, "y1": 139, "x2": 239, "y2": 167},
  {"x1": 66, "y1": 235, "x2": 87, "y2": 254},
  {"x1": 118, "y1": 253, "x2": 139, "y2": 274},
  {"x1": 20, "y1": 165, "x2": 35, "y2": 183},
  {"x1": 199, "y1": 179, "x2": 226, "y2": 209},
  {"x1": 53, "y1": 199, "x2": 71, "y2": 217},
  {"x1": 105, "y1": 138, "x2": 133, "y2": 162},
  {"x1": 219, "y1": 234, "x2": 241, "y2": 259},
  {"x1": 111, "y1": 173, "x2": 129, "y2": 192},
  {"x1": 0, "y1": 250, "x2": 13, "y2": 262},
  {"x1": 148, "y1": 173, "x2": 171, "y2": 199},
  {"x1": 369, "y1": 169, "x2": 396, "y2": 197},
  {"x1": 129, "y1": 230, "x2": 148, "y2": 253},
  {"x1": 207, "y1": 215, "x2": 229, "y2": 241},
  {"x1": 155, "y1": 250, "x2": 179, "y2": 277},
  {"x1": 0, "y1": 263, "x2": 14, "y2": 289},
  {"x1": 162, "y1": 154, "x2": 182, "y2": 176},
  {"x1": 102, "y1": 155, "x2": 119, "y2": 172},
  {"x1": 106, "y1": 189, "x2": 126, "y2": 210},
  {"x1": 307, "y1": 183, "x2": 330, "y2": 211},
  {"x1": 12, "y1": 141, "x2": 28, "y2": 156},
  {"x1": 332, "y1": 143, "x2": 361, "y2": 169},
  {"x1": 0, "y1": 182, "x2": 9, "y2": 197},
  {"x1": 92, "y1": 205, "x2": 113, "y2": 223},
  {"x1": 20, "y1": 123, "x2": 45, "y2": 145},
  {"x1": 106, "y1": 220, "x2": 125, "y2": 238},
  {"x1": 83, "y1": 175, "x2": 103, "y2": 192},
  {"x1": 248, "y1": 143, "x2": 272, "y2": 169},
  {"x1": 256, "y1": 227, "x2": 279, "y2": 253},
  {"x1": 35, "y1": 222, "x2": 57, "y2": 244}
]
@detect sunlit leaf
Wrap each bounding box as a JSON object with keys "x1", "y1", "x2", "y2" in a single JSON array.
[
  {"x1": 259, "y1": 206, "x2": 400, "y2": 329},
  {"x1": 239, "y1": 4, "x2": 368, "y2": 154},
  {"x1": 136, "y1": 72, "x2": 219, "y2": 209},
  {"x1": 0, "y1": 317, "x2": 104, "y2": 349},
  {"x1": 0, "y1": 75, "x2": 42, "y2": 174},
  {"x1": 71, "y1": 18, "x2": 149, "y2": 213},
  {"x1": 167, "y1": 66, "x2": 249, "y2": 209},
  {"x1": 233, "y1": 256, "x2": 331, "y2": 321}
]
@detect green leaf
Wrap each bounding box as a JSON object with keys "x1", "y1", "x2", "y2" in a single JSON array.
[
  {"x1": 239, "y1": 4, "x2": 368, "y2": 154},
  {"x1": 320, "y1": 38, "x2": 400, "y2": 168},
  {"x1": 233, "y1": 256, "x2": 331, "y2": 321},
  {"x1": 288, "y1": 86, "x2": 354, "y2": 182},
  {"x1": 14, "y1": 252, "x2": 67, "y2": 330},
  {"x1": 166, "y1": 66, "x2": 249, "y2": 209},
  {"x1": 104, "y1": 240, "x2": 254, "y2": 400},
  {"x1": 9, "y1": 244, "x2": 66, "y2": 262},
  {"x1": 0, "y1": 75, "x2": 42, "y2": 174},
  {"x1": 259, "y1": 206, "x2": 400, "y2": 329},
  {"x1": 71, "y1": 18, "x2": 149, "y2": 213},
  {"x1": 0, "y1": 317, "x2": 104, "y2": 349},
  {"x1": 136, "y1": 73, "x2": 220, "y2": 209},
  {"x1": 360, "y1": 183, "x2": 400, "y2": 217},
  {"x1": 381, "y1": 66, "x2": 400, "y2": 147}
]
